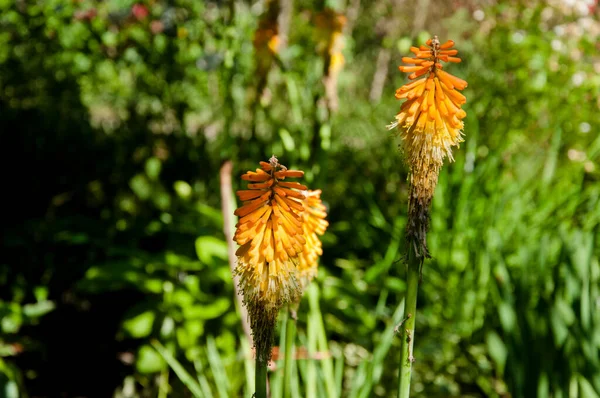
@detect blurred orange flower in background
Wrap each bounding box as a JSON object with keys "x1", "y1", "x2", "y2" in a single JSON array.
[{"x1": 314, "y1": 7, "x2": 347, "y2": 112}]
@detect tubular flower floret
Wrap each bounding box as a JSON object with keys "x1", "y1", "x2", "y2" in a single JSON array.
[
  {"x1": 297, "y1": 190, "x2": 329, "y2": 290},
  {"x1": 388, "y1": 36, "x2": 468, "y2": 205}
]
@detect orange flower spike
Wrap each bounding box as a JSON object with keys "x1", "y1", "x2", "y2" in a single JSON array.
[
  {"x1": 388, "y1": 35, "x2": 469, "y2": 204},
  {"x1": 234, "y1": 155, "x2": 309, "y2": 322}
]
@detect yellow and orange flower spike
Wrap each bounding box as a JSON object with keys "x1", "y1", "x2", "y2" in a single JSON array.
[
  {"x1": 389, "y1": 36, "x2": 468, "y2": 205},
  {"x1": 297, "y1": 190, "x2": 329, "y2": 290},
  {"x1": 233, "y1": 156, "x2": 328, "y2": 361},
  {"x1": 234, "y1": 156, "x2": 307, "y2": 314}
]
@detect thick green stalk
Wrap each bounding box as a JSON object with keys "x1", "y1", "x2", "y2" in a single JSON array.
[
  {"x1": 255, "y1": 357, "x2": 268, "y2": 398},
  {"x1": 397, "y1": 247, "x2": 420, "y2": 398},
  {"x1": 282, "y1": 307, "x2": 297, "y2": 398}
]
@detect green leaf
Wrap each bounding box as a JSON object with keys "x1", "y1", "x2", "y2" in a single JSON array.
[
  {"x1": 174, "y1": 180, "x2": 192, "y2": 199},
  {"x1": 101, "y1": 31, "x2": 117, "y2": 47},
  {"x1": 136, "y1": 344, "x2": 166, "y2": 374},
  {"x1": 23, "y1": 301, "x2": 55, "y2": 318},
  {"x1": 498, "y1": 302, "x2": 516, "y2": 332},
  {"x1": 550, "y1": 309, "x2": 569, "y2": 347},
  {"x1": 279, "y1": 128, "x2": 295, "y2": 152},
  {"x1": 3, "y1": 380, "x2": 18, "y2": 398},
  {"x1": 195, "y1": 236, "x2": 228, "y2": 266},
  {"x1": 182, "y1": 298, "x2": 230, "y2": 320},
  {"x1": 176, "y1": 320, "x2": 204, "y2": 349},
  {"x1": 196, "y1": 203, "x2": 224, "y2": 227},
  {"x1": 123, "y1": 310, "x2": 155, "y2": 339},
  {"x1": 555, "y1": 298, "x2": 575, "y2": 327},
  {"x1": 145, "y1": 157, "x2": 162, "y2": 180},
  {"x1": 486, "y1": 331, "x2": 507, "y2": 375},
  {"x1": 0, "y1": 312, "x2": 21, "y2": 334},
  {"x1": 77, "y1": 261, "x2": 163, "y2": 294},
  {"x1": 579, "y1": 375, "x2": 600, "y2": 398},
  {"x1": 130, "y1": 174, "x2": 151, "y2": 200}
]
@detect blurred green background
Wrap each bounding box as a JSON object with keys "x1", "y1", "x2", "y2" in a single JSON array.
[{"x1": 1, "y1": 0, "x2": 599, "y2": 397}]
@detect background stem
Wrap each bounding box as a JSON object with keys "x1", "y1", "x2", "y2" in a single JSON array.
[
  {"x1": 397, "y1": 246, "x2": 420, "y2": 398},
  {"x1": 220, "y1": 161, "x2": 253, "y2": 346}
]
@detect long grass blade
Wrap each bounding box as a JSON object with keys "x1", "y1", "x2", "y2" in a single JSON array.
[
  {"x1": 192, "y1": 356, "x2": 215, "y2": 398},
  {"x1": 308, "y1": 284, "x2": 337, "y2": 398},
  {"x1": 151, "y1": 339, "x2": 204, "y2": 398}
]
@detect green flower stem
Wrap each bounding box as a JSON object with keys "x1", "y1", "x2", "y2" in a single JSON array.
[
  {"x1": 282, "y1": 307, "x2": 297, "y2": 398},
  {"x1": 255, "y1": 356, "x2": 268, "y2": 398},
  {"x1": 397, "y1": 246, "x2": 420, "y2": 398}
]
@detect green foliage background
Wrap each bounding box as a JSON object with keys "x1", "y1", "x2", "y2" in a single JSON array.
[{"x1": 1, "y1": 0, "x2": 599, "y2": 397}]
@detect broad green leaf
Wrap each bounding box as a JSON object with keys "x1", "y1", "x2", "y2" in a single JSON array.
[
  {"x1": 145, "y1": 157, "x2": 162, "y2": 180},
  {"x1": 195, "y1": 236, "x2": 228, "y2": 266},
  {"x1": 123, "y1": 310, "x2": 155, "y2": 339},
  {"x1": 486, "y1": 331, "x2": 507, "y2": 375},
  {"x1": 136, "y1": 344, "x2": 166, "y2": 374}
]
